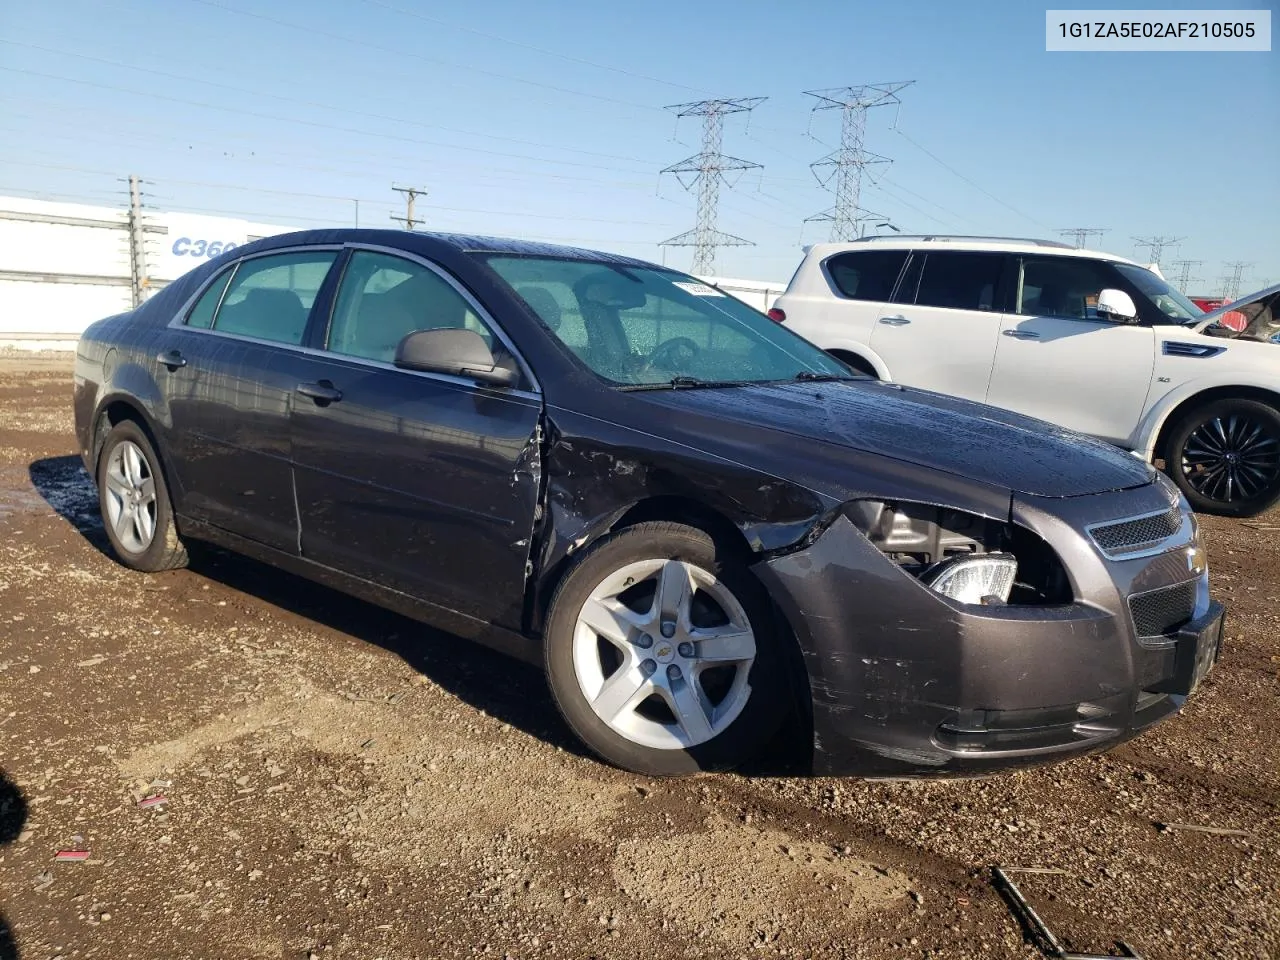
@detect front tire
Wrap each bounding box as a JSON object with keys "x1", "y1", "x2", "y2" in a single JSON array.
[
  {"x1": 544, "y1": 522, "x2": 788, "y2": 776},
  {"x1": 97, "y1": 420, "x2": 188, "y2": 571},
  {"x1": 1164, "y1": 398, "x2": 1280, "y2": 517}
]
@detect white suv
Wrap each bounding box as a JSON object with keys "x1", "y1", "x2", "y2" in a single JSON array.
[{"x1": 771, "y1": 236, "x2": 1280, "y2": 517}]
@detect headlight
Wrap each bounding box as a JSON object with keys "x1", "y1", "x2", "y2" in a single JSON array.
[{"x1": 920, "y1": 553, "x2": 1018, "y2": 605}]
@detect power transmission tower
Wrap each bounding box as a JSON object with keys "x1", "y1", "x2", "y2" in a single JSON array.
[
  {"x1": 1219, "y1": 261, "x2": 1253, "y2": 300},
  {"x1": 1058, "y1": 227, "x2": 1107, "y2": 249},
  {"x1": 803, "y1": 82, "x2": 913, "y2": 242},
  {"x1": 124, "y1": 174, "x2": 149, "y2": 307},
  {"x1": 1132, "y1": 235, "x2": 1184, "y2": 267},
  {"x1": 660, "y1": 98, "x2": 766, "y2": 276},
  {"x1": 1168, "y1": 259, "x2": 1203, "y2": 293},
  {"x1": 391, "y1": 184, "x2": 428, "y2": 230}
]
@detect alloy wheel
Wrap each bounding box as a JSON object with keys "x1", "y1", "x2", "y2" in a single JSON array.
[
  {"x1": 571, "y1": 558, "x2": 756, "y2": 750},
  {"x1": 103, "y1": 439, "x2": 158, "y2": 554}
]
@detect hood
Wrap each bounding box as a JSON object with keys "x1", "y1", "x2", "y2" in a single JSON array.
[
  {"x1": 632, "y1": 381, "x2": 1153, "y2": 498},
  {"x1": 1194, "y1": 282, "x2": 1280, "y2": 332}
]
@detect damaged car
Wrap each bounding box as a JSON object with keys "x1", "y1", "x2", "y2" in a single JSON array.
[{"x1": 73, "y1": 230, "x2": 1225, "y2": 777}]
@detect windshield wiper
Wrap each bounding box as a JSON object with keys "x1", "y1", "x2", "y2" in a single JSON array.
[
  {"x1": 794, "y1": 371, "x2": 861, "y2": 382},
  {"x1": 620, "y1": 376, "x2": 752, "y2": 392}
]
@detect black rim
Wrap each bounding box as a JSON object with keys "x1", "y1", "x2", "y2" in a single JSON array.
[{"x1": 1181, "y1": 413, "x2": 1280, "y2": 503}]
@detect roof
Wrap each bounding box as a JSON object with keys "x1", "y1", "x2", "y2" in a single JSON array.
[
  {"x1": 804, "y1": 235, "x2": 1141, "y2": 266},
  {"x1": 243, "y1": 227, "x2": 660, "y2": 269}
]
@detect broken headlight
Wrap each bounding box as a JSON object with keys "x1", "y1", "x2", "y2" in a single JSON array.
[
  {"x1": 847, "y1": 500, "x2": 1071, "y2": 606},
  {"x1": 920, "y1": 553, "x2": 1018, "y2": 605}
]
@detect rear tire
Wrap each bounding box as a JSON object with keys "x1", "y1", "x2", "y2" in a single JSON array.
[
  {"x1": 829, "y1": 350, "x2": 878, "y2": 379},
  {"x1": 97, "y1": 420, "x2": 188, "y2": 571},
  {"x1": 544, "y1": 522, "x2": 788, "y2": 776},
  {"x1": 1163, "y1": 398, "x2": 1280, "y2": 517}
]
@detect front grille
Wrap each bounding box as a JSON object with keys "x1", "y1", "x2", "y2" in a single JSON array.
[
  {"x1": 1090, "y1": 507, "x2": 1183, "y2": 557},
  {"x1": 1129, "y1": 580, "x2": 1197, "y2": 640}
]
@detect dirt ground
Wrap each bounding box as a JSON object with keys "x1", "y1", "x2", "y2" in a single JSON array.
[{"x1": 0, "y1": 354, "x2": 1276, "y2": 960}]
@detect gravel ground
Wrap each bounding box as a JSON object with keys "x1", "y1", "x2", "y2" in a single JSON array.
[{"x1": 0, "y1": 354, "x2": 1276, "y2": 960}]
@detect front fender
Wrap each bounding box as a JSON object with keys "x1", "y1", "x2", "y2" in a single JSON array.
[{"x1": 1131, "y1": 374, "x2": 1280, "y2": 460}]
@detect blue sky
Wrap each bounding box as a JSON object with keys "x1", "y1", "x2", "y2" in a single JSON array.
[{"x1": 0, "y1": 0, "x2": 1276, "y2": 291}]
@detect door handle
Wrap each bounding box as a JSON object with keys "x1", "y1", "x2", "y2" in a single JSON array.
[
  {"x1": 155, "y1": 349, "x2": 187, "y2": 370},
  {"x1": 296, "y1": 381, "x2": 343, "y2": 405},
  {"x1": 1002, "y1": 329, "x2": 1041, "y2": 340},
  {"x1": 878, "y1": 315, "x2": 911, "y2": 326}
]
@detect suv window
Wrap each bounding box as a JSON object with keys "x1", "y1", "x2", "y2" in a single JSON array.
[
  {"x1": 186, "y1": 266, "x2": 234, "y2": 329},
  {"x1": 912, "y1": 253, "x2": 1005, "y2": 311},
  {"x1": 210, "y1": 251, "x2": 337, "y2": 344},
  {"x1": 1018, "y1": 257, "x2": 1119, "y2": 320},
  {"x1": 825, "y1": 250, "x2": 908, "y2": 302},
  {"x1": 327, "y1": 250, "x2": 493, "y2": 363}
]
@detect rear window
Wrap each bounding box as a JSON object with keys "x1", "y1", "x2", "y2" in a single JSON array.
[
  {"x1": 824, "y1": 250, "x2": 907, "y2": 302},
  {"x1": 912, "y1": 252, "x2": 1005, "y2": 312}
]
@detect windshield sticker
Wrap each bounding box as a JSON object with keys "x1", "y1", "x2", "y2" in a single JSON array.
[{"x1": 673, "y1": 281, "x2": 725, "y2": 297}]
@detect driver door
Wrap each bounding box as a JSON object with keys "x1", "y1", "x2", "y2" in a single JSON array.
[
  {"x1": 288, "y1": 248, "x2": 542, "y2": 629},
  {"x1": 984, "y1": 255, "x2": 1155, "y2": 444}
]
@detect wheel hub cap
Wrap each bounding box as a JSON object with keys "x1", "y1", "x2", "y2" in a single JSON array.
[
  {"x1": 1181, "y1": 413, "x2": 1280, "y2": 505},
  {"x1": 103, "y1": 439, "x2": 158, "y2": 554},
  {"x1": 570, "y1": 558, "x2": 757, "y2": 751}
]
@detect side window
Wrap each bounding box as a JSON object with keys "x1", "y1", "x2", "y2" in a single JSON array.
[
  {"x1": 327, "y1": 251, "x2": 493, "y2": 363},
  {"x1": 825, "y1": 250, "x2": 908, "y2": 302},
  {"x1": 211, "y1": 251, "x2": 338, "y2": 344},
  {"x1": 185, "y1": 266, "x2": 234, "y2": 329},
  {"x1": 913, "y1": 253, "x2": 1005, "y2": 311},
  {"x1": 1018, "y1": 257, "x2": 1120, "y2": 320}
]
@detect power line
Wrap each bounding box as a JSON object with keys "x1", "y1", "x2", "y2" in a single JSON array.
[
  {"x1": 0, "y1": 66, "x2": 658, "y2": 175},
  {"x1": 390, "y1": 184, "x2": 428, "y2": 231},
  {"x1": 1168, "y1": 259, "x2": 1203, "y2": 293},
  {"x1": 1058, "y1": 227, "x2": 1108, "y2": 249},
  {"x1": 804, "y1": 82, "x2": 913, "y2": 241},
  {"x1": 893, "y1": 126, "x2": 1051, "y2": 230},
  {"x1": 0, "y1": 42, "x2": 660, "y2": 167},
  {"x1": 357, "y1": 0, "x2": 709, "y2": 95},
  {"x1": 1219, "y1": 261, "x2": 1253, "y2": 300},
  {"x1": 659, "y1": 98, "x2": 767, "y2": 276},
  {"x1": 182, "y1": 0, "x2": 667, "y2": 114},
  {"x1": 1132, "y1": 235, "x2": 1184, "y2": 267}
]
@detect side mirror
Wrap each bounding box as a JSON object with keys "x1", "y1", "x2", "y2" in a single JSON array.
[
  {"x1": 393, "y1": 328, "x2": 519, "y2": 388},
  {"x1": 1096, "y1": 288, "x2": 1138, "y2": 323}
]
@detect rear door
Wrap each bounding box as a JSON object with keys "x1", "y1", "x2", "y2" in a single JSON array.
[
  {"x1": 159, "y1": 248, "x2": 341, "y2": 551},
  {"x1": 288, "y1": 247, "x2": 542, "y2": 628},
  {"x1": 792, "y1": 249, "x2": 909, "y2": 362},
  {"x1": 867, "y1": 250, "x2": 1008, "y2": 402},
  {"x1": 985, "y1": 255, "x2": 1155, "y2": 444}
]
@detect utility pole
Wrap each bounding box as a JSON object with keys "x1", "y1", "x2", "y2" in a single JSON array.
[
  {"x1": 124, "y1": 174, "x2": 149, "y2": 307},
  {"x1": 391, "y1": 184, "x2": 428, "y2": 231},
  {"x1": 659, "y1": 97, "x2": 766, "y2": 276},
  {"x1": 1057, "y1": 227, "x2": 1107, "y2": 249},
  {"x1": 803, "y1": 82, "x2": 913, "y2": 242},
  {"x1": 1219, "y1": 261, "x2": 1253, "y2": 301},
  {"x1": 1168, "y1": 259, "x2": 1203, "y2": 293},
  {"x1": 1132, "y1": 235, "x2": 1184, "y2": 268}
]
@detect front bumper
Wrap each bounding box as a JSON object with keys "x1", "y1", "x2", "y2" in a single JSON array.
[{"x1": 755, "y1": 494, "x2": 1224, "y2": 778}]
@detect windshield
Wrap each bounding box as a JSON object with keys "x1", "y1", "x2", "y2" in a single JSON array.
[
  {"x1": 482, "y1": 255, "x2": 849, "y2": 386},
  {"x1": 1114, "y1": 264, "x2": 1202, "y2": 324},
  {"x1": 1203, "y1": 291, "x2": 1280, "y2": 343}
]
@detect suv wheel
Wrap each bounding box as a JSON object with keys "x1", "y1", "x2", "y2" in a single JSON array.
[
  {"x1": 829, "y1": 350, "x2": 878, "y2": 379},
  {"x1": 544, "y1": 522, "x2": 788, "y2": 776},
  {"x1": 1165, "y1": 398, "x2": 1280, "y2": 517},
  {"x1": 97, "y1": 420, "x2": 189, "y2": 571}
]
